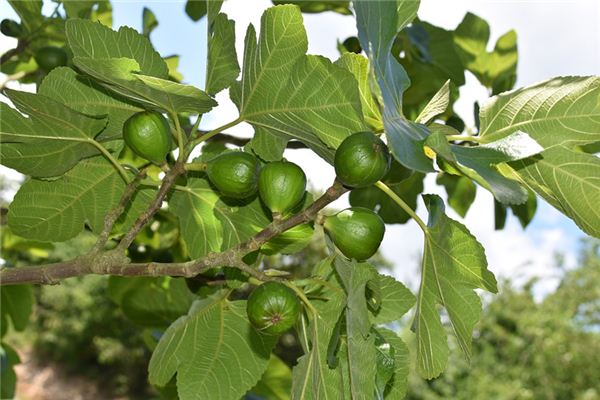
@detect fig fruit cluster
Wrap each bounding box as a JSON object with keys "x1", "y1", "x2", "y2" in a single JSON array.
[{"x1": 207, "y1": 154, "x2": 307, "y2": 216}]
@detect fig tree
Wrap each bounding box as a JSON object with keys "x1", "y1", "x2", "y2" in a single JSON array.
[
  {"x1": 246, "y1": 282, "x2": 301, "y2": 335},
  {"x1": 122, "y1": 111, "x2": 172, "y2": 165},
  {"x1": 258, "y1": 161, "x2": 307, "y2": 215},
  {"x1": 1, "y1": 19, "x2": 23, "y2": 38},
  {"x1": 324, "y1": 207, "x2": 385, "y2": 261},
  {"x1": 206, "y1": 152, "x2": 260, "y2": 199},
  {"x1": 34, "y1": 46, "x2": 68, "y2": 72},
  {"x1": 334, "y1": 131, "x2": 391, "y2": 188}
]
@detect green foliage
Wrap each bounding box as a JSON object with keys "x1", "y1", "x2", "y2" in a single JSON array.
[
  {"x1": 232, "y1": 5, "x2": 366, "y2": 162},
  {"x1": 149, "y1": 293, "x2": 278, "y2": 400},
  {"x1": 1, "y1": 0, "x2": 599, "y2": 399},
  {"x1": 415, "y1": 195, "x2": 497, "y2": 379},
  {"x1": 8, "y1": 156, "x2": 155, "y2": 242}
]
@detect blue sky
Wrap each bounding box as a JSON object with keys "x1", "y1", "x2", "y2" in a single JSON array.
[{"x1": 1, "y1": 0, "x2": 598, "y2": 295}]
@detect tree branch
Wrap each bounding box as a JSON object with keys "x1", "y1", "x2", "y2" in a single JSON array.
[{"x1": 0, "y1": 181, "x2": 348, "y2": 286}]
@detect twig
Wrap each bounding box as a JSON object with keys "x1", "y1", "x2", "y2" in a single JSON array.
[
  {"x1": 0, "y1": 181, "x2": 348, "y2": 285},
  {"x1": 92, "y1": 168, "x2": 148, "y2": 253},
  {"x1": 375, "y1": 181, "x2": 428, "y2": 232},
  {"x1": 116, "y1": 162, "x2": 185, "y2": 252}
]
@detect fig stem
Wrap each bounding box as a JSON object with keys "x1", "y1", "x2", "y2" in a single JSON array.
[
  {"x1": 170, "y1": 112, "x2": 186, "y2": 162},
  {"x1": 92, "y1": 139, "x2": 129, "y2": 182},
  {"x1": 374, "y1": 181, "x2": 428, "y2": 232},
  {"x1": 189, "y1": 117, "x2": 243, "y2": 149},
  {"x1": 284, "y1": 282, "x2": 318, "y2": 316},
  {"x1": 184, "y1": 162, "x2": 208, "y2": 172}
]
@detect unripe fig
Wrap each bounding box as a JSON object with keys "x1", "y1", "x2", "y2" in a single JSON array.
[
  {"x1": 342, "y1": 36, "x2": 362, "y2": 54},
  {"x1": 334, "y1": 132, "x2": 391, "y2": 188},
  {"x1": 34, "y1": 46, "x2": 68, "y2": 72},
  {"x1": 258, "y1": 161, "x2": 307, "y2": 214},
  {"x1": 246, "y1": 282, "x2": 301, "y2": 335},
  {"x1": 324, "y1": 207, "x2": 385, "y2": 261},
  {"x1": 1, "y1": 19, "x2": 23, "y2": 38},
  {"x1": 206, "y1": 152, "x2": 260, "y2": 199},
  {"x1": 122, "y1": 111, "x2": 172, "y2": 165}
]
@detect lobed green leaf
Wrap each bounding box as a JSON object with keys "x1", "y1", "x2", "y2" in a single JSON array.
[
  {"x1": 7, "y1": 156, "x2": 155, "y2": 242},
  {"x1": 415, "y1": 194, "x2": 497, "y2": 379},
  {"x1": 149, "y1": 294, "x2": 277, "y2": 400}
]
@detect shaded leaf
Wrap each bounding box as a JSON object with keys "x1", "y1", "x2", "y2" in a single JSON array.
[
  {"x1": 436, "y1": 173, "x2": 477, "y2": 218},
  {"x1": 0, "y1": 343, "x2": 19, "y2": 399},
  {"x1": 142, "y1": 7, "x2": 158, "y2": 37},
  {"x1": 349, "y1": 161, "x2": 424, "y2": 224},
  {"x1": 120, "y1": 277, "x2": 195, "y2": 327},
  {"x1": 251, "y1": 354, "x2": 293, "y2": 400},
  {"x1": 245, "y1": 126, "x2": 288, "y2": 162},
  {"x1": 454, "y1": 13, "x2": 517, "y2": 92},
  {"x1": 291, "y1": 293, "x2": 347, "y2": 400},
  {"x1": 370, "y1": 274, "x2": 415, "y2": 325},
  {"x1": 377, "y1": 328, "x2": 410, "y2": 399},
  {"x1": 170, "y1": 176, "x2": 269, "y2": 259},
  {"x1": 0, "y1": 285, "x2": 34, "y2": 335}
]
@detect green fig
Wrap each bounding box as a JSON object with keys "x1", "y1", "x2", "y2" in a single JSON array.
[
  {"x1": 258, "y1": 161, "x2": 307, "y2": 215},
  {"x1": 246, "y1": 282, "x2": 301, "y2": 335},
  {"x1": 334, "y1": 131, "x2": 391, "y2": 188},
  {"x1": 324, "y1": 207, "x2": 385, "y2": 261},
  {"x1": 206, "y1": 152, "x2": 260, "y2": 199},
  {"x1": 342, "y1": 36, "x2": 362, "y2": 54},
  {"x1": 34, "y1": 46, "x2": 68, "y2": 72},
  {"x1": 122, "y1": 111, "x2": 172, "y2": 165},
  {"x1": 1, "y1": 19, "x2": 23, "y2": 38}
]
